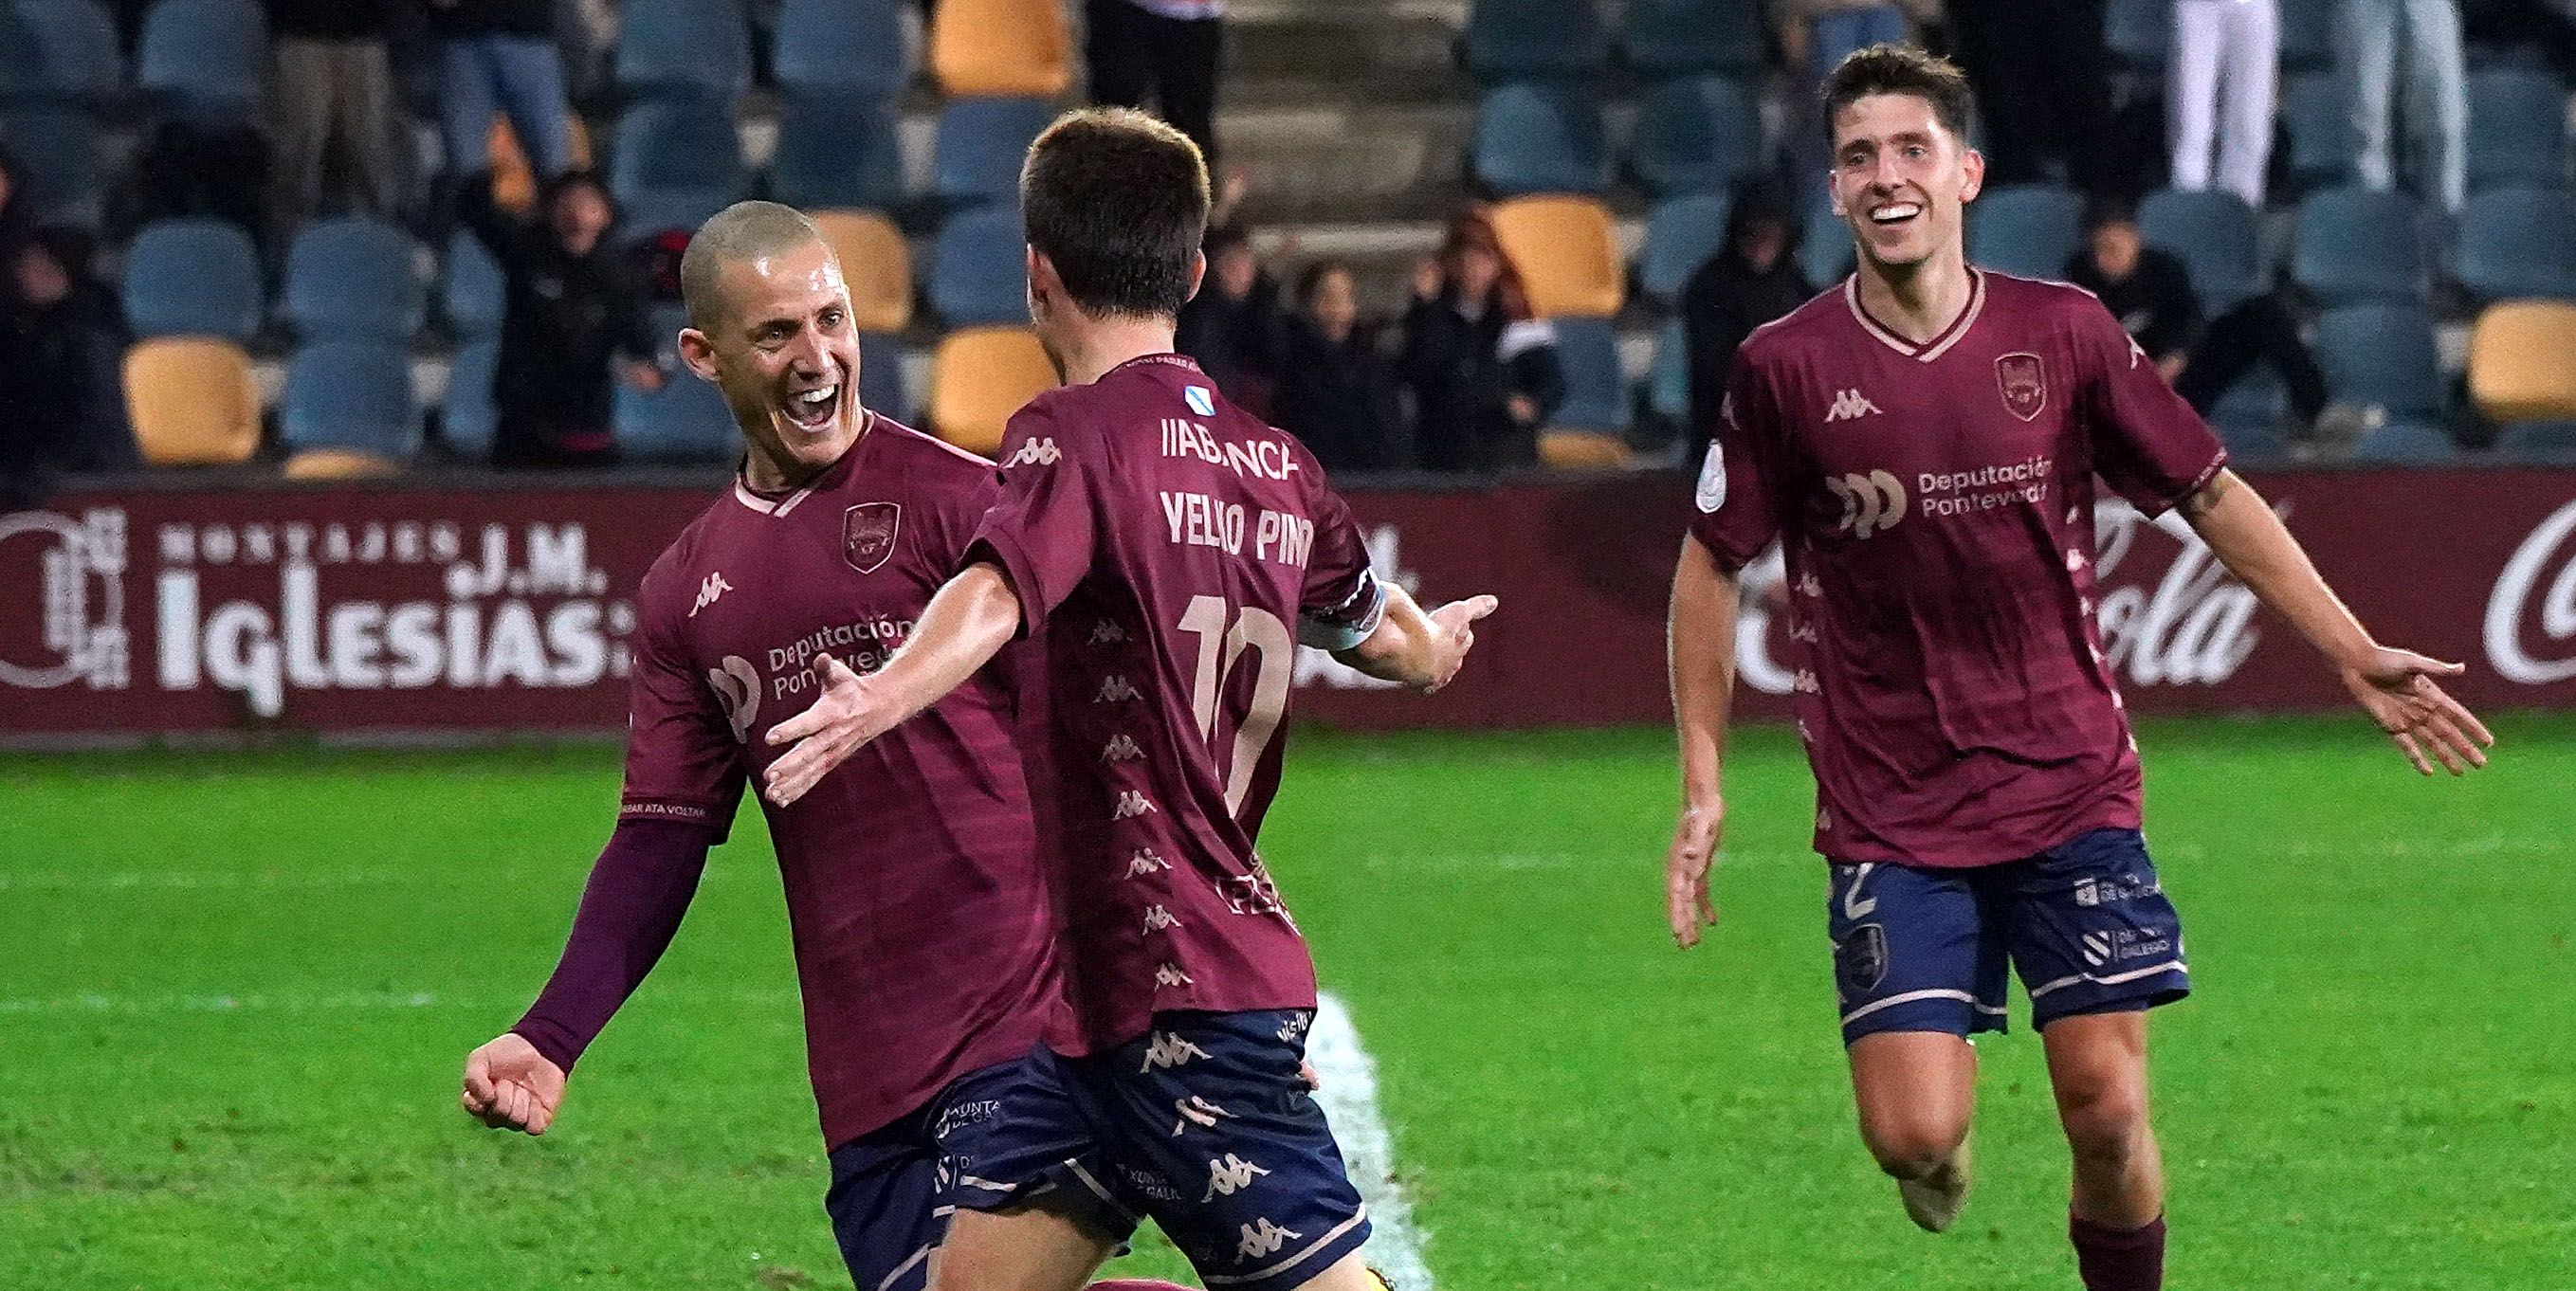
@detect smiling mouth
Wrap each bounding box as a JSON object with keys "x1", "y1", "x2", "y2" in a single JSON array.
[
  {"x1": 780, "y1": 383, "x2": 840, "y2": 431},
  {"x1": 1869, "y1": 201, "x2": 1924, "y2": 227}
]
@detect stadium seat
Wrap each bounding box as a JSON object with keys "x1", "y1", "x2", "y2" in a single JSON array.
[
  {"x1": 1628, "y1": 76, "x2": 1764, "y2": 197},
  {"x1": 2492, "y1": 419, "x2": 2576, "y2": 463},
  {"x1": 617, "y1": 306, "x2": 737, "y2": 461},
  {"x1": 441, "y1": 229, "x2": 506, "y2": 340},
  {"x1": 121, "y1": 218, "x2": 260, "y2": 341},
  {"x1": 2208, "y1": 368, "x2": 2290, "y2": 463},
  {"x1": 1539, "y1": 429, "x2": 1632, "y2": 468},
  {"x1": 282, "y1": 217, "x2": 425, "y2": 341},
  {"x1": 615, "y1": 0, "x2": 752, "y2": 102},
  {"x1": 859, "y1": 331, "x2": 909, "y2": 425},
  {"x1": 3, "y1": 0, "x2": 123, "y2": 109},
  {"x1": 770, "y1": 93, "x2": 905, "y2": 214},
  {"x1": 122, "y1": 336, "x2": 259, "y2": 465},
  {"x1": 2279, "y1": 0, "x2": 2334, "y2": 72},
  {"x1": 2468, "y1": 300, "x2": 2576, "y2": 423},
  {"x1": 773, "y1": 0, "x2": 909, "y2": 101},
  {"x1": 929, "y1": 326, "x2": 1053, "y2": 454},
  {"x1": 2281, "y1": 74, "x2": 2360, "y2": 191},
  {"x1": 611, "y1": 99, "x2": 747, "y2": 211},
  {"x1": 2105, "y1": 0, "x2": 2168, "y2": 70},
  {"x1": 282, "y1": 446, "x2": 404, "y2": 479},
  {"x1": 1489, "y1": 194, "x2": 1623, "y2": 318},
  {"x1": 1968, "y1": 184, "x2": 2085, "y2": 280},
  {"x1": 933, "y1": 97, "x2": 1054, "y2": 208},
  {"x1": 2137, "y1": 187, "x2": 2264, "y2": 310},
  {"x1": 135, "y1": 0, "x2": 264, "y2": 119},
  {"x1": 929, "y1": 204, "x2": 1030, "y2": 327},
  {"x1": 1459, "y1": 0, "x2": 1609, "y2": 82},
  {"x1": 441, "y1": 337, "x2": 501, "y2": 460},
  {"x1": 811, "y1": 209, "x2": 915, "y2": 334},
  {"x1": 2454, "y1": 187, "x2": 2576, "y2": 300},
  {"x1": 487, "y1": 115, "x2": 594, "y2": 216},
  {"x1": 1548, "y1": 317, "x2": 1630, "y2": 436},
  {"x1": 2347, "y1": 419, "x2": 2458, "y2": 464},
  {"x1": 1638, "y1": 191, "x2": 1730, "y2": 305},
  {"x1": 2292, "y1": 186, "x2": 2424, "y2": 304},
  {"x1": 281, "y1": 340, "x2": 420, "y2": 464},
  {"x1": 2314, "y1": 304, "x2": 2445, "y2": 421},
  {"x1": 1621, "y1": 0, "x2": 1763, "y2": 78},
  {"x1": 1803, "y1": 205, "x2": 1856, "y2": 285},
  {"x1": 1471, "y1": 82, "x2": 1609, "y2": 197},
  {"x1": 2468, "y1": 68, "x2": 2569, "y2": 193},
  {"x1": 0, "y1": 108, "x2": 100, "y2": 227},
  {"x1": 927, "y1": 0, "x2": 1069, "y2": 98}
]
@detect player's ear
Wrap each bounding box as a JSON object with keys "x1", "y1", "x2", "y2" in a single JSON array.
[
  {"x1": 1958, "y1": 147, "x2": 1985, "y2": 205},
  {"x1": 1184, "y1": 248, "x2": 1207, "y2": 305},
  {"x1": 675, "y1": 327, "x2": 722, "y2": 383}
]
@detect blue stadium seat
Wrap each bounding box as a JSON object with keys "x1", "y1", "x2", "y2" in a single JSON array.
[
  {"x1": 2455, "y1": 187, "x2": 2576, "y2": 300},
  {"x1": 1471, "y1": 82, "x2": 1609, "y2": 197},
  {"x1": 615, "y1": 0, "x2": 751, "y2": 103},
  {"x1": 2138, "y1": 187, "x2": 2264, "y2": 310},
  {"x1": 2293, "y1": 187, "x2": 2424, "y2": 303},
  {"x1": 1645, "y1": 317, "x2": 1688, "y2": 427},
  {"x1": 929, "y1": 204, "x2": 1029, "y2": 327},
  {"x1": 2468, "y1": 68, "x2": 2568, "y2": 193},
  {"x1": 2105, "y1": 0, "x2": 2167, "y2": 71},
  {"x1": 2314, "y1": 303, "x2": 2445, "y2": 420},
  {"x1": 1549, "y1": 317, "x2": 1630, "y2": 434},
  {"x1": 441, "y1": 337, "x2": 501, "y2": 459},
  {"x1": 2209, "y1": 368, "x2": 2290, "y2": 463},
  {"x1": 612, "y1": 100, "x2": 746, "y2": 206},
  {"x1": 1629, "y1": 76, "x2": 1763, "y2": 197},
  {"x1": 441, "y1": 229, "x2": 506, "y2": 340},
  {"x1": 282, "y1": 217, "x2": 426, "y2": 340},
  {"x1": 773, "y1": 0, "x2": 908, "y2": 101},
  {"x1": 1459, "y1": 0, "x2": 1608, "y2": 82},
  {"x1": 617, "y1": 307, "x2": 737, "y2": 461},
  {"x1": 122, "y1": 218, "x2": 261, "y2": 340},
  {"x1": 1968, "y1": 184, "x2": 2085, "y2": 280},
  {"x1": 2493, "y1": 419, "x2": 2576, "y2": 463},
  {"x1": 1622, "y1": 0, "x2": 1763, "y2": 78},
  {"x1": 859, "y1": 332, "x2": 909, "y2": 425},
  {"x1": 2282, "y1": 74, "x2": 2360, "y2": 191},
  {"x1": 282, "y1": 340, "x2": 419, "y2": 459},
  {"x1": 1638, "y1": 191, "x2": 1730, "y2": 304},
  {"x1": 3, "y1": 0, "x2": 123, "y2": 108},
  {"x1": 770, "y1": 93, "x2": 905, "y2": 213},
  {"x1": 0, "y1": 108, "x2": 100, "y2": 227},
  {"x1": 2279, "y1": 0, "x2": 2335, "y2": 72},
  {"x1": 2347, "y1": 419, "x2": 2458, "y2": 464},
  {"x1": 136, "y1": 0, "x2": 264, "y2": 119},
  {"x1": 933, "y1": 96, "x2": 1053, "y2": 208},
  {"x1": 1803, "y1": 204, "x2": 1855, "y2": 285}
]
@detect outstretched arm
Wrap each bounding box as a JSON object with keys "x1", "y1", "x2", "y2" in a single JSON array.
[
  {"x1": 1331, "y1": 583, "x2": 1497, "y2": 691},
  {"x1": 760, "y1": 562, "x2": 1020, "y2": 807},
  {"x1": 1667, "y1": 536, "x2": 1738, "y2": 948},
  {"x1": 2180, "y1": 470, "x2": 2494, "y2": 773}
]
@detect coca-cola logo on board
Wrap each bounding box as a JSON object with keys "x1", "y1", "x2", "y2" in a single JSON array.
[{"x1": 2485, "y1": 499, "x2": 2576, "y2": 685}]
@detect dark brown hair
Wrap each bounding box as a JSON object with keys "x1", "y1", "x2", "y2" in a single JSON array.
[
  {"x1": 1820, "y1": 44, "x2": 1976, "y2": 144},
  {"x1": 1019, "y1": 107, "x2": 1210, "y2": 319}
]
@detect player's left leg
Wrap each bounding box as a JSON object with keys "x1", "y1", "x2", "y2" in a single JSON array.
[{"x1": 2042, "y1": 1009, "x2": 2168, "y2": 1290}]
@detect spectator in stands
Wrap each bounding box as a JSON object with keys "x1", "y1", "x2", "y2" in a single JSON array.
[
  {"x1": 459, "y1": 170, "x2": 664, "y2": 466},
  {"x1": 2065, "y1": 200, "x2": 2351, "y2": 440},
  {"x1": 2170, "y1": 0, "x2": 2278, "y2": 209},
  {"x1": 1176, "y1": 224, "x2": 1287, "y2": 420},
  {"x1": 2344, "y1": 0, "x2": 2467, "y2": 213},
  {"x1": 266, "y1": 0, "x2": 409, "y2": 240},
  {"x1": 1276, "y1": 261, "x2": 1408, "y2": 473},
  {"x1": 1399, "y1": 212, "x2": 1562, "y2": 473},
  {"x1": 427, "y1": 0, "x2": 576, "y2": 192},
  {"x1": 1682, "y1": 181, "x2": 1813, "y2": 463},
  {"x1": 1084, "y1": 0, "x2": 1226, "y2": 171},
  {"x1": 1948, "y1": 0, "x2": 2121, "y2": 196},
  {"x1": 0, "y1": 230, "x2": 138, "y2": 500}
]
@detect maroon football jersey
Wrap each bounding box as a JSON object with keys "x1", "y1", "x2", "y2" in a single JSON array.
[
  {"x1": 621, "y1": 416, "x2": 1061, "y2": 1147},
  {"x1": 965, "y1": 355, "x2": 1385, "y2": 1053},
  {"x1": 1690, "y1": 270, "x2": 2228, "y2": 867}
]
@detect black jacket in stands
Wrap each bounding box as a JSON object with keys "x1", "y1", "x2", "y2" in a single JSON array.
[
  {"x1": 1681, "y1": 243, "x2": 1811, "y2": 460},
  {"x1": 1274, "y1": 317, "x2": 1408, "y2": 474},
  {"x1": 2064, "y1": 245, "x2": 2203, "y2": 365},
  {"x1": 1176, "y1": 272, "x2": 1288, "y2": 421},
  {"x1": 1398, "y1": 283, "x2": 1562, "y2": 473},
  {"x1": 458, "y1": 175, "x2": 656, "y2": 465}
]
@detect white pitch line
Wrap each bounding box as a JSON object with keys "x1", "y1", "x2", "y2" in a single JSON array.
[{"x1": 1309, "y1": 992, "x2": 1435, "y2": 1291}]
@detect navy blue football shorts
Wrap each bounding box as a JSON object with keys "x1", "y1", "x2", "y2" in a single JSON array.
[
  {"x1": 1825, "y1": 827, "x2": 2190, "y2": 1045},
  {"x1": 823, "y1": 1059, "x2": 1027, "y2": 1291},
  {"x1": 956, "y1": 1009, "x2": 1374, "y2": 1291}
]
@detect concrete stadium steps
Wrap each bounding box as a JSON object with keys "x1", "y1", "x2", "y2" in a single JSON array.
[{"x1": 1222, "y1": 0, "x2": 1471, "y2": 109}]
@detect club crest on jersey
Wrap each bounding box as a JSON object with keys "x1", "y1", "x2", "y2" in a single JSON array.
[
  {"x1": 1996, "y1": 352, "x2": 2047, "y2": 422},
  {"x1": 842, "y1": 502, "x2": 900, "y2": 573},
  {"x1": 1184, "y1": 384, "x2": 1217, "y2": 417}
]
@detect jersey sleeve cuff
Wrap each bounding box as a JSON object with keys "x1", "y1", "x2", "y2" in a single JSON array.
[
  {"x1": 961, "y1": 533, "x2": 1044, "y2": 642},
  {"x1": 2138, "y1": 449, "x2": 2230, "y2": 518},
  {"x1": 1297, "y1": 572, "x2": 1387, "y2": 651}
]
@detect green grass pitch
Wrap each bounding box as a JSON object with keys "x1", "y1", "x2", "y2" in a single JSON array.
[{"x1": 3, "y1": 715, "x2": 2571, "y2": 1289}]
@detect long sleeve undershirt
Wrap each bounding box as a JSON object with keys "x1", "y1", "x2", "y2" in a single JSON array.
[{"x1": 509, "y1": 817, "x2": 721, "y2": 1072}]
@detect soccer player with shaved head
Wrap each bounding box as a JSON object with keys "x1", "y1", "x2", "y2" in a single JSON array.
[
  {"x1": 1662, "y1": 45, "x2": 2494, "y2": 1291},
  {"x1": 459, "y1": 200, "x2": 1078, "y2": 1291},
  {"x1": 755, "y1": 108, "x2": 1495, "y2": 1291}
]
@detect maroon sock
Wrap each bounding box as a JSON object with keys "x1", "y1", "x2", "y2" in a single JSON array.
[{"x1": 2070, "y1": 1212, "x2": 2165, "y2": 1291}]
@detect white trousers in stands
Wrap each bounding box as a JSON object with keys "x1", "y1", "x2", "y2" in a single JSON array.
[{"x1": 2169, "y1": 0, "x2": 2280, "y2": 209}]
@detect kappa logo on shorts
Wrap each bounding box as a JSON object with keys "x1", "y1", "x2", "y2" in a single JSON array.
[
  {"x1": 1237, "y1": 1218, "x2": 1305, "y2": 1261},
  {"x1": 1203, "y1": 1154, "x2": 1271, "y2": 1200},
  {"x1": 1172, "y1": 1095, "x2": 1236, "y2": 1135},
  {"x1": 1142, "y1": 1031, "x2": 1213, "y2": 1072}
]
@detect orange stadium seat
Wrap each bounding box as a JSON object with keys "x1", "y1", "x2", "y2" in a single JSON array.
[
  {"x1": 124, "y1": 337, "x2": 262, "y2": 465},
  {"x1": 2468, "y1": 300, "x2": 2576, "y2": 424},
  {"x1": 810, "y1": 209, "x2": 915, "y2": 334},
  {"x1": 1539, "y1": 429, "x2": 1633, "y2": 469},
  {"x1": 282, "y1": 447, "x2": 405, "y2": 480},
  {"x1": 929, "y1": 326, "x2": 1056, "y2": 456},
  {"x1": 929, "y1": 0, "x2": 1070, "y2": 98},
  {"x1": 488, "y1": 117, "x2": 595, "y2": 215},
  {"x1": 1489, "y1": 194, "x2": 1625, "y2": 319}
]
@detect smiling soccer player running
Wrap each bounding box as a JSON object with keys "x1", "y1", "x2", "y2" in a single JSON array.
[{"x1": 1663, "y1": 45, "x2": 2494, "y2": 1291}]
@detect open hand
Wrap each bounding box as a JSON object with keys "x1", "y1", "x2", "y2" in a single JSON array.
[
  {"x1": 2339, "y1": 646, "x2": 2494, "y2": 775},
  {"x1": 1666, "y1": 794, "x2": 1724, "y2": 948},
  {"x1": 762, "y1": 652, "x2": 888, "y2": 807},
  {"x1": 462, "y1": 1033, "x2": 566, "y2": 1135}
]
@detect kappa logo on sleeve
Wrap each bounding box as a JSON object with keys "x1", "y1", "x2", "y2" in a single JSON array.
[{"x1": 1000, "y1": 438, "x2": 1062, "y2": 469}]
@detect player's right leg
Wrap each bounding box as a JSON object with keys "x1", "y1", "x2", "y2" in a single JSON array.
[
  {"x1": 931, "y1": 1047, "x2": 1140, "y2": 1291},
  {"x1": 1827, "y1": 861, "x2": 2010, "y2": 1232}
]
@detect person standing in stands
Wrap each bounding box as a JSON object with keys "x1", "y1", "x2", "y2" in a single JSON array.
[
  {"x1": 459, "y1": 170, "x2": 664, "y2": 466},
  {"x1": 1174, "y1": 224, "x2": 1286, "y2": 419},
  {"x1": 2342, "y1": 0, "x2": 2467, "y2": 213},
  {"x1": 1083, "y1": 0, "x2": 1226, "y2": 172},
  {"x1": 425, "y1": 0, "x2": 575, "y2": 190},
  {"x1": 1946, "y1": 0, "x2": 2121, "y2": 196},
  {"x1": 1400, "y1": 212, "x2": 1563, "y2": 473},
  {"x1": 1682, "y1": 181, "x2": 1814, "y2": 464},
  {"x1": 1277, "y1": 260, "x2": 1409, "y2": 473},
  {"x1": 265, "y1": 0, "x2": 409, "y2": 240},
  {"x1": 2168, "y1": 0, "x2": 2279, "y2": 209},
  {"x1": 0, "y1": 230, "x2": 137, "y2": 501}
]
